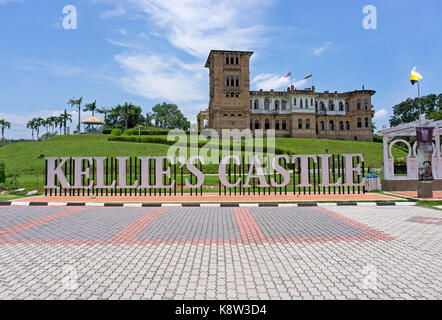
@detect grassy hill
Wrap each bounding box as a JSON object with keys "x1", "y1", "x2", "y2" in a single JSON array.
[{"x1": 0, "y1": 134, "x2": 406, "y2": 191}]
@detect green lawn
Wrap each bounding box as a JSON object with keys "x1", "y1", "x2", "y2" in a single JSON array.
[{"x1": 0, "y1": 134, "x2": 406, "y2": 192}]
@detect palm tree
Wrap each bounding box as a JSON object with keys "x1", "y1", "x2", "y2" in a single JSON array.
[
  {"x1": 35, "y1": 117, "x2": 44, "y2": 140},
  {"x1": 43, "y1": 118, "x2": 50, "y2": 134},
  {"x1": 26, "y1": 119, "x2": 36, "y2": 140},
  {"x1": 122, "y1": 103, "x2": 135, "y2": 130},
  {"x1": 84, "y1": 100, "x2": 98, "y2": 116},
  {"x1": 68, "y1": 97, "x2": 83, "y2": 134},
  {"x1": 59, "y1": 110, "x2": 72, "y2": 135},
  {"x1": 0, "y1": 119, "x2": 11, "y2": 142},
  {"x1": 48, "y1": 116, "x2": 58, "y2": 134},
  {"x1": 97, "y1": 107, "x2": 111, "y2": 123}
]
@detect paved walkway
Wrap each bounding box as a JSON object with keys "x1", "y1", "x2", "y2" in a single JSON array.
[
  {"x1": 17, "y1": 192, "x2": 400, "y2": 204},
  {"x1": 389, "y1": 191, "x2": 442, "y2": 200},
  {"x1": 0, "y1": 205, "x2": 441, "y2": 300}
]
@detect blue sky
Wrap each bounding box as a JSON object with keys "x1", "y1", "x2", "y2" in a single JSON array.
[{"x1": 0, "y1": 0, "x2": 441, "y2": 139}]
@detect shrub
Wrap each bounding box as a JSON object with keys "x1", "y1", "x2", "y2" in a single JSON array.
[
  {"x1": 0, "y1": 160, "x2": 5, "y2": 183},
  {"x1": 110, "y1": 128, "x2": 122, "y2": 136}
]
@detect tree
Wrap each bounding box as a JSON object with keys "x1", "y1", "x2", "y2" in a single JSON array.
[
  {"x1": 107, "y1": 103, "x2": 144, "y2": 130},
  {"x1": 0, "y1": 119, "x2": 11, "y2": 142},
  {"x1": 68, "y1": 97, "x2": 83, "y2": 133},
  {"x1": 97, "y1": 107, "x2": 112, "y2": 123},
  {"x1": 26, "y1": 119, "x2": 36, "y2": 140},
  {"x1": 34, "y1": 117, "x2": 44, "y2": 140},
  {"x1": 47, "y1": 116, "x2": 58, "y2": 134},
  {"x1": 58, "y1": 111, "x2": 72, "y2": 135},
  {"x1": 390, "y1": 94, "x2": 442, "y2": 126},
  {"x1": 84, "y1": 100, "x2": 98, "y2": 116},
  {"x1": 151, "y1": 103, "x2": 190, "y2": 130}
]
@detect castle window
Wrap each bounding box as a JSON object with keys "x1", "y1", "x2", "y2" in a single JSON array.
[
  {"x1": 320, "y1": 102, "x2": 325, "y2": 111},
  {"x1": 235, "y1": 56, "x2": 239, "y2": 65},
  {"x1": 305, "y1": 99, "x2": 308, "y2": 108},
  {"x1": 282, "y1": 100, "x2": 286, "y2": 110},
  {"x1": 264, "y1": 99, "x2": 270, "y2": 110},
  {"x1": 298, "y1": 119, "x2": 303, "y2": 129},
  {"x1": 365, "y1": 117, "x2": 369, "y2": 128},
  {"x1": 357, "y1": 117, "x2": 362, "y2": 128},
  {"x1": 346, "y1": 121, "x2": 350, "y2": 130},
  {"x1": 265, "y1": 119, "x2": 270, "y2": 130},
  {"x1": 300, "y1": 99, "x2": 303, "y2": 108},
  {"x1": 345, "y1": 102, "x2": 349, "y2": 112},
  {"x1": 275, "y1": 120, "x2": 280, "y2": 130},
  {"x1": 329, "y1": 120, "x2": 335, "y2": 131},
  {"x1": 226, "y1": 76, "x2": 229, "y2": 87},
  {"x1": 357, "y1": 99, "x2": 361, "y2": 110},
  {"x1": 254, "y1": 120, "x2": 260, "y2": 129},
  {"x1": 282, "y1": 120, "x2": 287, "y2": 130},
  {"x1": 235, "y1": 76, "x2": 239, "y2": 87},
  {"x1": 254, "y1": 99, "x2": 259, "y2": 110},
  {"x1": 230, "y1": 92, "x2": 235, "y2": 97},
  {"x1": 230, "y1": 57, "x2": 234, "y2": 65},
  {"x1": 329, "y1": 100, "x2": 334, "y2": 111},
  {"x1": 320, "y1": 121, "x2": 325, "y2": 131},
  {"x1": 364, "y1": 99, "x2": 369, "y2": 110},
  {"x1": 235, "y1": 92, "x2": 239, "y2": 98},
  {"x1": 306, "y1": 119, "x2": 310, "y2": 130},
  {"x1": 250, "y1": 100, "x2": 252, "y2": 110},
  {"x1": 293, "y1": 98, "x2": 297, "y2": 106},
  {"x1": 275, "y1": 100, "x2": 280, "y2": 110},
  {"x1": 339, "y1": 121, "x2": 344, "y2": 131},
  {"x1": 226, "y1": 56, "x2": 229, "y2": 65},
  {"x1": 311, "y1": 98, "x2": 314, "y2": 106},
  {"x1": 339, "y1": 101, "x2": 344, "y2": 111}
]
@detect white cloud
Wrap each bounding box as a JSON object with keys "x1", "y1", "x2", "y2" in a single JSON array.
[
  {"x1": 373, "y1": 108, "x2": 388, "y2": 121},
  {"x1": 129, "y1": 0, "x2": 269, "y2": 58},
  {"x1": 0, "y1": 0, "x2": 23, "y2": 4},
  {"x1": 106, "y1": 38, "x2": 138, "y2": 49},
  {"x1": 314, "y1": 41, "x2": 332, "y2": 56},
  {"x1": 100, "y1": 7, "x2": 127, "y2": 19},
  {"x1": 17, "y1": 59, "x2": 84, "y2": 78},
  {"x1": 252, "y1": 74, "x2": 307, "y2": 91},
  {"x1": 114, "y1": 53, "x2": 206, "y2": 104}
]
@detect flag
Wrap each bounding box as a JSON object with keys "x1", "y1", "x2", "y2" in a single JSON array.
[
  {"x1": 304, "y1": 73, "x2": 312, "y2": 79},
  {"x1": 410, "y1": 67, "x2": 423, "y2": 85},
  {"x1": 284, "y1": 72, "x2": 291, "y2": 78}
]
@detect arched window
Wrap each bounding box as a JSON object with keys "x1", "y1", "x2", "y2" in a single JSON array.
[
  {"x1": 300, "y1": 99, "x2": 303, "y2": 108},
  {"x1": 320, "y1": 102, "x2": 325, "y2": 111},
  {"x1": 329, "y1": 120, "x2": 335, "y2": 131},
  {"x1": 282, "y1": 120, "x2": 287, "y2": 130},
  {"x1": 357, "y1": 117, "x2": 362, "y2": 128},
  {"x1": 364, "y1": 98, "x2": 369, "y2": 110},
  {"x1": 339, "y1": 121, "x2": 344, "y2": 131},
  {"x1": 339, "y1": 102, "x2": 344, "y2": 111},
  {"x1": 254, "y1": 120, "x2": 260, "y2": 130},
  {"x1": 275, "y1": 120, "x2": 280, "y2": 130},
  {"x1": 264, "y1": 99, "x2": 270, "y2": 110},
  {"x1": 346, "y1": 121, "x2": 350, "y2": 131},
  {"x1": 265, "y1": 119, "x2": 270, "y2": 130},
  {"x1": 306, "y1": 119, "x2": 311, "y2": 130},
  {"x1": 357, "y1": 99, "x2": 361, "y2": 110},
  {"x1": 365, "y1": 117, "x2": 369, "y2": 128},
  {"x1": 275, "y1": 100, "x2": 280, "y2": 110},
  {"x1": 282, "y1": 100, "x2": 286, "y2": 110},
  {"x1": 254, "y1": 99, "x2": 259, "y2": 110},
  {"x1": 329, "y1": 100, "x2": 334, "y2": 111},
  {"x1": 320, "y1": 121, "x2": 325, "y2": 131},
  {"x1": 298, "y1": 119, "x2": 303, "y2": 129},
  {"x1": 293, "y1": 98, "x2": 297, "y2": 106}
]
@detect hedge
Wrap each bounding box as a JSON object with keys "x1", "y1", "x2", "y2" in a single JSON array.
[{"x1": 108, "y1": 135, "x2": 289, "y2": 155}]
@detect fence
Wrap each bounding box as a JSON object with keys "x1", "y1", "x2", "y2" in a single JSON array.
[{"x1": 44, "y1": 155, "x2": 366, "y2": 197}]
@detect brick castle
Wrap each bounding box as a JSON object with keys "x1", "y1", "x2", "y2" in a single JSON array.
[{"x1": 197, "y1": 50, "x2": 374, "y2": 141}]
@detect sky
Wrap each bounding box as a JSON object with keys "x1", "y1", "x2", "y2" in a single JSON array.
[{"x1": 0, "y1": 0, "x2": 441, "y2": 139}]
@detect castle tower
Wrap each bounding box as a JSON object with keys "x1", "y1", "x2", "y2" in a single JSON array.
[{"x1": 205, "y1": 50, "x2": 253, "y2": 133}]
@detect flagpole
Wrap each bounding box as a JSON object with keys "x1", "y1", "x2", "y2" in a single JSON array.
[{"x1": 418, "y1": 81, "x2": 422, "y2": 116}]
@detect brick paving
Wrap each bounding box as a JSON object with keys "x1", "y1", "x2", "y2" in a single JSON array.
[{"x1": 0, "y1": 205, "x2": 441, "y2": 300}]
